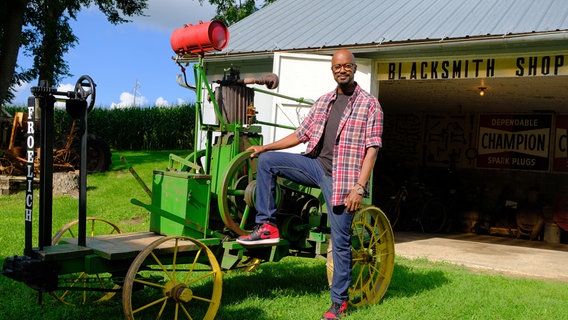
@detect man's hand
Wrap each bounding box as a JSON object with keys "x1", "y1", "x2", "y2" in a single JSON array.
[
  {"x1": 247, "y1": 145, "x2": 266, "y2": 157},
  {"x1": 246, "y1": 133, "x2": 302, "y2": 157},
  {"x1": 345, "y1": 188, "x2": 363, "y2": 212}
]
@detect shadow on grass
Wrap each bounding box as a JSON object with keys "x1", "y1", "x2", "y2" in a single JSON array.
[
  {"x1": 217, "y1": 258, "x2": 450, "y2": 318},
  {"x1": 217, "y1": 258, "x2": 328, "y2": 319},
  {"x1": 383, "y1": 262, "x2": 451, "y2": 300},
  {"x1": 0, "y1": 258, "x2": 450, "y2": 319}
]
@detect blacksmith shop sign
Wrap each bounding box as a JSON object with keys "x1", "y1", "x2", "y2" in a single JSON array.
[
  {"x1": 476, "y1": 114, "x2": 552, "y2": 171},
  {"x1": 377, "y1": 54, "x2": 567, "y2": 80},
  {"x1": 553, "y1": 115, "x2": 568, "y2": 173}
]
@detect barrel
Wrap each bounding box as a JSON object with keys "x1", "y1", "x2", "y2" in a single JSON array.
[
  {"x1": 544, "y1": 223, "x2": 561, "y2": 244},
  {"x1": 170, "y1": 20, "x2": 229, "y2": 55}
]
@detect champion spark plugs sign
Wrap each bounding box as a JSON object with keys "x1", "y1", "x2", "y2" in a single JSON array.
[
  {"x1": 554, "y1": 115, "x2": 568, "y2": 173},
  {"x1": 476, "y1": 114, "x2": 552, "y2": 171}
]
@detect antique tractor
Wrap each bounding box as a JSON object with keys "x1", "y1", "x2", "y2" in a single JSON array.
[
  {"x1": 1, "y1": 21, "x2": 394, "y2": 319},
  {"x1": 0, "y1": 76, "x2": 111, "y2": 176}
]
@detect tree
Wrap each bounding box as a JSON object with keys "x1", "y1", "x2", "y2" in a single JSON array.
[
  {"x1": 202, "y1": 0, "x2": 277, "y2": 26},
  {"x1": 0, "y1": 1, "x2": 31, "y2": 105},
  {"x1": 0, "y1": 0, "x2": 148, "y2": 106}
]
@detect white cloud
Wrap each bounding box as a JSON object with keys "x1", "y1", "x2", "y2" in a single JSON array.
[
  {"x1": 155, "y1": 97, "x2": 169, "y2": 106},
  {"x1": 57, "y1": 83, "x2": 76, "y2": 92},
  {"x1": 54, "y1": 83, "x2": 77, "y2": 108},
  {"x1": 131, "y1": 0, "x2": 218, "y2": 32},
  {"x1": 153, "y1": 97, "x2": 190, "y2": 107},
  {"x1": 110, "y1": 91, "x2": 149, "y2": 109}
]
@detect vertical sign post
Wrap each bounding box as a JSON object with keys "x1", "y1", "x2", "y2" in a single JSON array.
[{"x1": 24, "y1": 97, "x2": 36, "y2": 255}]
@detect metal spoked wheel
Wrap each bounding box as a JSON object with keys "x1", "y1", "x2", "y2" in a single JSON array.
[
  {"x1": 382, "y1": 196, "x2": 401, "y2": 229},
  {"x1": 50, "y1": 217, "x2": 124, "y2": 305},
  {"x1": 122, "y1": 236, "x2": 223, "y2": 320},
  {"x1": 420, "y1": 199, "x2": 448, "y2": 233},
  {"x1": 0, "y1": 156, "x2": 15, "y2": 175},
  {"x1": 172, "y1": 149, "x2": 207, "y2": 173},
  {"x1": 218, "y1": 150, "x2": 257, "y2": 236},
  {"x1": 52, "y1": 217, "x2": 123, "y2": 243},
  {"x1": 326, "y1": 206, "x2": 395, "y2": 307}
]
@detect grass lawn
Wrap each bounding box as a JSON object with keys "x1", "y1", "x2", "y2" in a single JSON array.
[{"x1": 1, "y1": 150, "x2": 567, "y2": 319}]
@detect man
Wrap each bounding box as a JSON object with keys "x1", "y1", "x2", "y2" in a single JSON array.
[{"x1": 237, "y1": 49, "x2": 383, "y2": 320}]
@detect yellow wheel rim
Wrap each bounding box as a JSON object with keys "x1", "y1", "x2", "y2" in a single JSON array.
[
  {"x1": 123, "y1": 236, "x2": 222, "y2": 320},
  {"x1": 50, "y1": 217, "x2": 123, "y2": 305},
  {"x1": 327, "y1": 206, "x2": 395, "y2": 307}
]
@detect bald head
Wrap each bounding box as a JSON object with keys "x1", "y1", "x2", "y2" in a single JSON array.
[
  {"x1": 331, "y1": 49, "x2": 357, "y2": 94},
  {"x1": 332, "y1": 50, "x2": 356, "y2": 65}
]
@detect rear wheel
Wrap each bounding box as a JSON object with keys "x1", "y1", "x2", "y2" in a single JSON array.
[
  {"x1": 326, "y1": 206, "x2": 395, "y2": 307},
  {"x1": 0, "y1": 156, "x2": 15, "y2": 175},
  {"x1": 50, "y1": 217, "x2": 123, "y2": 305},
  {"x1": 382, "y1": 196, "x2": 401, "y2": 229},
  {"x1": 85, "y1": 136, "x2": 112, "y2": 172},
  {"x1": 420, "y1": 199, "x2": 448, "y2": 233}
]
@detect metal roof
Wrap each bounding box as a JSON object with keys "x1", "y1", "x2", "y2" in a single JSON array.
[{"x1": 220, "y1": 0, "x2": 568, "y2": 55}]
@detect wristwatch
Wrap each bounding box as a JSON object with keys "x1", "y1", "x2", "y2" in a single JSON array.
[{"x1": 355, "y1": 183, "x2": 365, "y2": 196}]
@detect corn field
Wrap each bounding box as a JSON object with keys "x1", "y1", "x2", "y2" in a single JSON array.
[{"x1": 3, "y1": 105, "x2": 196, "y2": 150}]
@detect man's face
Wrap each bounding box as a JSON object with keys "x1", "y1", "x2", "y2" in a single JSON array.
[{"x1": 331, "y1": 53, "x2": 357, "y2": 86}]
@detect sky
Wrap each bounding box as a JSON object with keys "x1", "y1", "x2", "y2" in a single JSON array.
[{"x1": 13, "y1": 0, "x2": 218, "y2": 108}]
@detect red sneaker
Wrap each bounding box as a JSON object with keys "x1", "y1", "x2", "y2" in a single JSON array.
[
  {"x1": 322, "y1": 301, "x2": 348, "y2": 319},
  {"x1": 236, "y1": 222, "x2": 280, "y2": 246}
]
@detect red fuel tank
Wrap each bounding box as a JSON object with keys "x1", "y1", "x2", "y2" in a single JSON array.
[{"x1": 170, "y1": 20, "x2": 229, "y2": 55}]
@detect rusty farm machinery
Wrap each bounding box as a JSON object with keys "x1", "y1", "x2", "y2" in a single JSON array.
[{"x1": 0, "y1": 76, "x2": 111, "y2": 177}]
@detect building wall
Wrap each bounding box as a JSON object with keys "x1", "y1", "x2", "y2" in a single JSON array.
[{"x1": 201, "y1": 48, "x2": 568, "y2": 236}]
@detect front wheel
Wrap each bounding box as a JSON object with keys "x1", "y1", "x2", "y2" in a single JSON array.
[
  {"x1": 326, "y1": 206, "x2": 395, "y2": 307},
  {"x1": 122, "y1": 236, "x2": 223, "y2": 320}
]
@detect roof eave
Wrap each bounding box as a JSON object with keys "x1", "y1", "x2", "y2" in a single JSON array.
[{"x1": 173, "y1": 30, "x2": 568, "y2": 63}]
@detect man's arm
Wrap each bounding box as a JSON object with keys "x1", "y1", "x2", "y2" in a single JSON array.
[
  {"x1": 345, "y1": 146, "x2": 379, "y2": 212},
  {"x1": 247, "y1": 132, "x2": 302, "y2": 157},
  {"x1": 357, "y1": 146, "x2": 378, "y2": 189}
]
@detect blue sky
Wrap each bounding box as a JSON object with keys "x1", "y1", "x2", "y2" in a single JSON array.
[{"x1": 13, "y1": 0, "x2": 218, "y2": 108}]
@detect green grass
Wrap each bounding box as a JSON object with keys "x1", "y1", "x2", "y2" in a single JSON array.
[{"x1": 1, "y1": 150, "x2": 567, "y2": 319}]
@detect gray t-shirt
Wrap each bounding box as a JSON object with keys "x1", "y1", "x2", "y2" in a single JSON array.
[{"x1": 317, "y1": 93, "x2": 349, "y2": 175}]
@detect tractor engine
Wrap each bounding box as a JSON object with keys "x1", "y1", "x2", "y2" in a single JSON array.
[
  {"x1": 156, "y1": 66, "x2": 324, "y2": 245},
  {"x1": 207, "y1": 68, "x2": 325, "y2": 242}
]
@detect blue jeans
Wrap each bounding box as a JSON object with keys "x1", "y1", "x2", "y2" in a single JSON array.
[{"x1": 255, "y1": 151, "x2": 354, "y2": 303}]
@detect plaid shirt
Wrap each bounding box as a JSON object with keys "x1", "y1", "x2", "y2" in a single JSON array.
[{"x1": 295, "y1": 83, "x2": 383, "y2": 206}]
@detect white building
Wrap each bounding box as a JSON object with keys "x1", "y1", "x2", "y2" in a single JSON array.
[{"x1": 176, "y1": 0, "x2": 568, "y2": 237}]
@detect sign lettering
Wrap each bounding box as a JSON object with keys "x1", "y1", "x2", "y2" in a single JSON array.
[
  {"x1": 476, "y1": 114, "x2": 552, "y2": 171},
  {"x1": 553, "y1": 115, "x2": 568, "y2": 173},
  {"x1": 379, "y1": 55, "x2": 567, "y2": 80},
  {"x1": 25, "y1": 103, "x2": 35, "y2": 222}
]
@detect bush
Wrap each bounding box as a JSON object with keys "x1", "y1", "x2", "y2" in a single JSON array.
[{"x1": 2, "y1": 104, "x2": 196, "y2": 150}]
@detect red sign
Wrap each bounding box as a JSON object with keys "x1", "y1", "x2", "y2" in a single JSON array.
[{"x1": 476, "y1": 114, "x2": 552, "y2": 171}]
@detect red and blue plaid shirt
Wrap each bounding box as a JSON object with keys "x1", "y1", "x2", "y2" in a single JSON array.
[{"x1": 295, "y1": 83, "x2": 383, "y2": 206}]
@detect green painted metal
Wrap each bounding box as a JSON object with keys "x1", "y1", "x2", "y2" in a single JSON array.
[{"x1": 150, "y1": 170, "x2": 212, "y2": 238}]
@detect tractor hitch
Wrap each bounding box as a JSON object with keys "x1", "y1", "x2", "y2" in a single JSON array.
[{"x1": 2, "y1": 254, "x2": 58, "y2": 292}]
